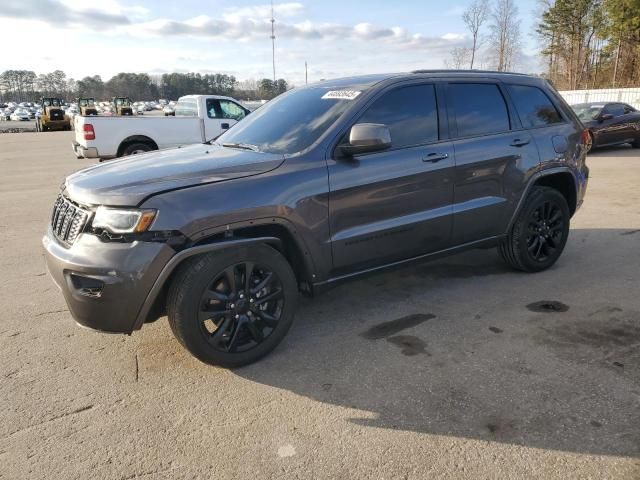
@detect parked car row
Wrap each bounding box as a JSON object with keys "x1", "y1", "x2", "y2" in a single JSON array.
[
  {"x1": 0, "y1": 98, "x2": 181, "y2": 120},
  {"x1": 1, "y1": 102, "x2": 42, "y2": 121}
]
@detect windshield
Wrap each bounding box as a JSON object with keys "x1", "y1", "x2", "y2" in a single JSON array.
[
  {"x1": 572, "y1": 103, "x2": 603, "y2": 122},
  {"x1": 216, "y1": 87, "x2": 363, "y2": 154}
]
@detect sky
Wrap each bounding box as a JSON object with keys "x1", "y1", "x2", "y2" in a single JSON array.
[{"x1": 1, "y1": 0, "x2": 543, "y2": 85}]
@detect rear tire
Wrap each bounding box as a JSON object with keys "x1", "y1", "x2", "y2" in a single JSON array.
[
  {"x1": 499, "y1": 186, "x2": 570, "y2": 273},
  {"x1": 167, "y1": 244, "x2": 298, "y2": 368},
  {"x1": 631, "y1": 138, "x2": 640, "y2": 148},
  {"x1": 121, "y1": 142, "x2": 153, "y2": 156}
]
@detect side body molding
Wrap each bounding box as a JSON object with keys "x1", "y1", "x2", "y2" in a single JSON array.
[{"x1": 132, "y1": 236, "x2": 282, "y2": 330}]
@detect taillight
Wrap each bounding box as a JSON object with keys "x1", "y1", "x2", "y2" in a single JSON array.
[
  {"x1": 580, "y1": 128, "x2": 591, "y2": 146},
  {"x1": 83, "y1": 123, "x2": 95, "y2": 140}
]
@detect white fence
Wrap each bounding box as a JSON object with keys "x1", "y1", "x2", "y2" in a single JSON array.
[{"x1": 558, "y1": 88, "x2": 640, "y2": 109}]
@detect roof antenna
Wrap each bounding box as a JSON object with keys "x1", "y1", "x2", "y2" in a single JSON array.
[{"x1": 270, "y1": 0, "x2": 276, "y2": 82}]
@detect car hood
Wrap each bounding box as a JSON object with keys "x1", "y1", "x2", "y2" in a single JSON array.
[{"x1": 65, "y1": 143, "x2": 285, "y2": 206}]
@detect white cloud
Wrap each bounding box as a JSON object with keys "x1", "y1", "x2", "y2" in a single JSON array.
[
  {"x1": 441, "y1": 33, "x2": 465, "y2": 41},
  {"x1": 223, "y1": 2, "x2": 304, "y2": 21}
]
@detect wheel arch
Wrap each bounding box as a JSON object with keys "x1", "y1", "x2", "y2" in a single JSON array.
[
  {"x1": 507, "y1": 168, "x2": 578, "y2": 232},
  {"x1": 133, "y1": 236, "x2": 284, "y2": 330},
  {"x1": 117, "y1": 135, "x2": 158, "y2": 157},
  {"x1": 134, "y1": 219, "x2": 317, "y2": 329},
  {"x1": 532, "y1": 171, "x2": 577, "y2": 216}
]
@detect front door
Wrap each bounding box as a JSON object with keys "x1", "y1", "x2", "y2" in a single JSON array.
[
  {"x1": 204, "y1": 99, "x2": 248, "y2": 140},
  {"x1": 328, "y1": 83, "x2": 454, "y2": 274}
]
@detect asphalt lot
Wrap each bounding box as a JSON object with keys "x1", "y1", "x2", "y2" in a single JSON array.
[{"x1": 0, "y1": 132, "x2": 639, "y2": 479}]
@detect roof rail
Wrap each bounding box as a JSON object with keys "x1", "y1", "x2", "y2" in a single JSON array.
[{"x1": 411, "y1": 69, "x2": 528, "y2": 76}]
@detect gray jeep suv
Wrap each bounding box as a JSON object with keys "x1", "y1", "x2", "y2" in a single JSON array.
[{"x1": 43, "y1": 71, "x2": 589, "y2": 367}]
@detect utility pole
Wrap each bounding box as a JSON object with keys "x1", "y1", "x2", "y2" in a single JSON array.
[
  {"x1": 305, "y1": 61, "x2": 308, "y2": 84},
  {"x1": 270, "y1": 0, "x2": 276, "y2": 82}
]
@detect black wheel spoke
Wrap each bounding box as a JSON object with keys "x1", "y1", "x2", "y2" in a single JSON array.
[
  {"x1": 528, "y1": 236, "x2": 540, "y2": 253},
  {"x1": 224, "y1": 266, "x2": 238, "y2": 297},
  {"x1": 226, "y1": 320, "x2": 244, "y2": 352},
  {"x1": 243, "y1": 262, "x2": 254, "y2": 293},
  {"x1": 203, "y1": 290, "x2": 229, "y2": 303},
  {"x1": 257, "y1": 310, "x2": 279, "y2": 327},
  {"x1": 246, "y1": 319, "x2": 264, "y2": 342},
  {"x1": 534, "y1": 238, "x2": 544, "y2": 259},
  {"x1": 546, "y1": 235, "x2": 557, "y2": 248},
  {"x1": 199, "y1": 308, "x2": 231, "y2": 323},
  {"x1": 251, "y1": 272, "x2": 274, "y2": 295},
  {"x1": 211, "y1": 317, "x2": 233, "y2": 342},
  {"x1": 254, "y1": 288, "x2": 283, "y2": 306}
]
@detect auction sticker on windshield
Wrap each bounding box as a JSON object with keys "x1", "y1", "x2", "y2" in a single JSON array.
[{"x1": 321, "y1": 90, "x2": 361, "y2": 100}]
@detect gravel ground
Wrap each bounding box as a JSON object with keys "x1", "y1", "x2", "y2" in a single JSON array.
[{"x1": 0, "y1": 132, "x2": 639, "y2": 479}]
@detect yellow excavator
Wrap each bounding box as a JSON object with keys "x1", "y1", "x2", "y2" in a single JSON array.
[
  {"x1": 112, "y1": 97, "x2": 133, "y2": 116},
  {"x1": 78, "y1": 98, "x2": 98, "y2": 116},
  {"x1": 36, "y1": 97, "x2": 71, "y2": 132}
]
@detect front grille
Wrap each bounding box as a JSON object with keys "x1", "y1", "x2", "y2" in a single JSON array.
[
  {"x1": 50, "y1": 109, "x2": 64, "y2": 121},
  {"x1": 50, "y1": 195, "x2": 90, "y2": 245}
]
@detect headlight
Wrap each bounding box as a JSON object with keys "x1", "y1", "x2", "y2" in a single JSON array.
[{"x1": 92, "y1": 207, "x2": 157, "y2": 234}]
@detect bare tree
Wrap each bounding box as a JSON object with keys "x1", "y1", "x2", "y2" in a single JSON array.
[
  {"x1": 463, "y1": 0, "x2": 490, "y2": 69},
  {"x1": 445, "y1": 47, "x2": 472, "y2": 69},
  {"x1": 488, "y1": 0, "x2": 522, "y2": 71}
]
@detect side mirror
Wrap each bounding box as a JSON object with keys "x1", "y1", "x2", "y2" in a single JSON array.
[
  {"x1": 340, "y1": 123, "x2": 391, "y2": 156},
  {"x1": 599, "y1": 113, "x2": 614, "y2": 122}
]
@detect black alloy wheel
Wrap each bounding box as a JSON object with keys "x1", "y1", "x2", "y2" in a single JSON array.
[
  {"x1": 526, "y1": 200, "x2": 565, "y2": 262},
  {"x1": 167, "y1": 244, "x2": 297, "y2": 367},
  {"x1": 198, "y1": 261, "x2": 284, "y2": 353},
  {"x1": 499, "y1": 186, "x2": 570, "y2": 272}
]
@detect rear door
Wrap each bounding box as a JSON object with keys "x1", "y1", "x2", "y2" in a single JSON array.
[
  {"x1": 328, "y1": 82, "x2": 455, "y2": 273},
  {"x1": 504, "y1": 82, "x2": 578, "y2": 170},
  {"x1": 445, "y1": 81, "x2": 540, "y2": 245}
]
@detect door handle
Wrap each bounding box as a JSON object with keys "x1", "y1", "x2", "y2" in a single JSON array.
[
  {"x1": 221, "y1": 123, "x2": 230, "y2": 129},
  {"x1": 423, "y1": 152, "x2": 449, "y2": 163},
  {"x1": 510, "y1": 138, "x2": 530, "y2": 147}
]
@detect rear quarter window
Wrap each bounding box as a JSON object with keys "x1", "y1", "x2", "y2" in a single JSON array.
[
  {"x1": 507, "y1": 84, "x2": 563, "y2": 127},
  {"x1": 449, "y1": 83, "x2": 510, "y2": 137}
]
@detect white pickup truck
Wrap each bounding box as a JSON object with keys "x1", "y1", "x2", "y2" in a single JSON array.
[{"x1": 72, "y1": 94, "x2": 250, "y2": 160}]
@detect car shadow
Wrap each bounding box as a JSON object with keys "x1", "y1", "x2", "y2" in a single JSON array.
[
  {"x1": 588, "y1": 143, "x2": 638, "y2": 156},
  {"x1": 232, "y1": 228, "x2": 640, "y2": 458}
]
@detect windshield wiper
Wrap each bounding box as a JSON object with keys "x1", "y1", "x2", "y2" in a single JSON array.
[{"x1": 221, "y1": 142, "x2": 260, "y2": 152}]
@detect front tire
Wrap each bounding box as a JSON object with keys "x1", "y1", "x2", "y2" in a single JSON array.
[
  {"x1": 499, "y1": 186, "x2": 570, "y2": 272},
  {"x1": 167, "y1": 244, "x2": 298, "y2": 368}
]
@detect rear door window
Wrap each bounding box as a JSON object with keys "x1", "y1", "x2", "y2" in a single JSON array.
[
  {"x1": 506, "y1": 84, "x2": 563, "y2": 127},
  {"x1": 449, "y1": 83, "x2": 510, "y2": 137},
  {"x1": 175, "y1": 99, "x2": 198, "y2": 117},
  {"x1": 357, "y1": 84, "x2": 439, "y2": 149}
]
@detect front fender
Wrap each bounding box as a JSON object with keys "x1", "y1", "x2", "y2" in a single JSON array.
[{"x1": 132, "y1": 236, "x2": 281, "y2": 330}]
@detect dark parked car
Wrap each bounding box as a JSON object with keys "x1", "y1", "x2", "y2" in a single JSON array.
[
  {"x1": 572, "y1": 102, "x2": 640, "y2": 149},
  {"x1": 43, "y1": 70, "x2": 590, "y2": 367}
]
